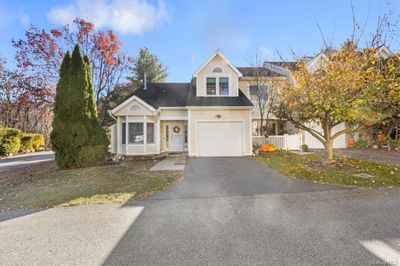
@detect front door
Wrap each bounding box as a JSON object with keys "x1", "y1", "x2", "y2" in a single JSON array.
[{"x1": 165, "y1": 123, "x2": 185, "y2": 152}]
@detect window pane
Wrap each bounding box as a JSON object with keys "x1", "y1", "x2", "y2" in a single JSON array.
[
  {"x1": 128, "y1": 123, "x2": 144, "y2": 144},
  {"x1": 147, "y1": 123, "x2": 154, "y2": 144},
  {"x1": 249, "y1": 85, "x2": 269, "y2": 101},
  {"x1": 122, "y1": 123, "x2": 126, "y2": 144},
  {"x1": 165, "y1": 125, "x2": 169, "y2": 147},
  {"x1": 206, "y1": 77, "x2": 216, "y2": 95},
  {"x1": 219, "y1": 77, "x2": 229, "y2": 95}
]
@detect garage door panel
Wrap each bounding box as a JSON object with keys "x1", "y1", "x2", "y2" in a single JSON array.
[{"x1": 197, "y1": 121, "x2": 243, "y2": 157}]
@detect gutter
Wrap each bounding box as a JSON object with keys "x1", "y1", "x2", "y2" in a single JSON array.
[{"x1": 108, "y1": 110, "x2": 117, "y2": 121}]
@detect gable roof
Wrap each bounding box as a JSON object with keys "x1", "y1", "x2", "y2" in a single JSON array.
[
  {"x1": 112, "y1": 82, "x2": 253, "y2": 111},
  {"x1": 187, "y1": 85, "x2": 252, "y2": 107},
  {"x1": 237, "y1": 66, "x2": 286, "y2": 77},
  {"x1": 193, "y1": 50, "x2": 243, "y2": 78},
  {"x1": 118, "y1": 83, "x2": 191, "y2": 109}
]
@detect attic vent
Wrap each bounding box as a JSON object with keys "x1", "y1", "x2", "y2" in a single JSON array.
[
  {"x1": 130, "y1": 104, "x2": 141, "y2": 111},
  {"x1": 212, "y1": 67, "x2": 223, "y2": 73}
]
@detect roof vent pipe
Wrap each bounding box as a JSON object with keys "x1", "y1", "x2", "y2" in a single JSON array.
[{"x1": 143, "y1": 72, "x2": 147, "y2": 90}]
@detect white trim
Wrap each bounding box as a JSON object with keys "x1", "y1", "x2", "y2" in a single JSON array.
[
  {"x1": 117, "y1": 116, "x2": 121, "y2": 155},
  {"x1": 188, "y1": 109, "x2": 192, "y2": 156},
  {"x1": 143, "y1": 116, "x2": 147, "y2": 154},
  {"x1": 248, "y1": 110, "x2": 252, "y2": 154},
  {"x1": 160, "y1": 116, "x2": 188, "y2": 121},
  {"x1": 193, "y1": 50, "x2": 243, "y2": 78},
  {"x1": 156, "y1": 118, "x2": 160, "y2": 154},
  {"x1": 194, "y1": 119, "x2": 245, "y2": 157},
  {"x1": 204, "y1": 74, "x2": 232, "y2": 96},
  {"x1": 186, "y1": 106, "x2": 253, "y2": 110},
  {"x1": 158, "y1": 107, "x2": 186, "y2": 110},
  {"x1": 125, "y1": 116, "x2": 128, "y2": 154},
  {"x1": 111, "y1": 95, "x2": 156, "y2": 114}
]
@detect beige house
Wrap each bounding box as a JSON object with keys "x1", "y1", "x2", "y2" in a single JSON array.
[{"x1": 110, "y1": 50, "x2": 259, "y2": 157}]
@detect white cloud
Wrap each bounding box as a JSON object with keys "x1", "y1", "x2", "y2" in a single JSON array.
[{"x1": 46, "y1": 0, "x2": 169, "y2": 34}]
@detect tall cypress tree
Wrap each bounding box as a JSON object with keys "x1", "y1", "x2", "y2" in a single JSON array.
[
  {"x1": 51, "y1": 45, "x2": 108, "y2": 169},
  {"x1": 51, "y1": 51, "x2": 72, "y2": 167}
]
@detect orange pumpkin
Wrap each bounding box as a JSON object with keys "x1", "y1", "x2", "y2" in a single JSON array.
[
  {"x1": 377, "y1": 134, "x2": 385, "y2": 142},
  {"x1": 262, "y1": 143, "x2": 277, "y2": 152}
]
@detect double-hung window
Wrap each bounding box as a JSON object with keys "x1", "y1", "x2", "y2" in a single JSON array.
[
  {"x1": 129, "y1": 123, "x2": 144, "y2": 144},
  {"x1": 249, "y1": 84, "x2": 269, "y2": 102},
  {"x1": 206, "y1": 77, "x2": 216, "y2": 95},
  {"x1": 219, "y1": 77, "x2": 229, "y2": 95},
  {"x1": 206, "y1": 76, "x2": 229, "y2": 96},
  {"x1": 122, "y1": 122, "x2": 155, "y2": 145},
  {"x1": 147, "y1": 123, "x2": 154, "y2": 144}
]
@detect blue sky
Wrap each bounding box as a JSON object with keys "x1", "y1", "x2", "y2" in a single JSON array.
[{"x1": 0, "y1": 0, "x2": 399, "y2": 82}]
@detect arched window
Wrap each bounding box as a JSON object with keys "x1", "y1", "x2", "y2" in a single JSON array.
[
  {"x1": 130, "y1": 104, "x2": 141, "y2": 111},
  {"x1": 212, "y1": 67, "x2": 223, "y2": 73}
]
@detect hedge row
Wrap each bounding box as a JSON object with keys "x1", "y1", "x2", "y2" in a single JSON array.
[{"x1": 0, "y1": 127, "x2": 45, "y2": 156}]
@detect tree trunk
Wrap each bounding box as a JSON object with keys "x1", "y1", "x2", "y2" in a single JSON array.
[{"x1": 324, "y1": 140, "x2": 335, "y2": 164}]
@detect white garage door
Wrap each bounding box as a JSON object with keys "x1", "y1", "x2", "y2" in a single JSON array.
[{"x1": 197, "y1": 121, "x2": 243, "y2": 157}]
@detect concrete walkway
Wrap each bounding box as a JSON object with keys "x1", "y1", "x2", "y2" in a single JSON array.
[
  {"x1": 0, "y1": 151, "x2": 54, "y2": 172},
  {"x1": 150, "y1": 156, "x2": 185, "y2": 171}
]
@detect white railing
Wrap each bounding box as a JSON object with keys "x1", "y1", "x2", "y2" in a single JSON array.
[{"x1": 252, "y1": 134, "x2": 302, "y2": 150}]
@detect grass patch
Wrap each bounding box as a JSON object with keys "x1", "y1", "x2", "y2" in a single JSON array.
[
  {"x1": 256, "y1": 151, "x2": 400, "y2": 187},
  {"x1": 0, "y1": 160, "x2": 181, "y2": 211}
]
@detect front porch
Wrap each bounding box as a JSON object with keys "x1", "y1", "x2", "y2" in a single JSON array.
[{"x1": 110, "y1": 117, "x2": 188, "y2": 156}]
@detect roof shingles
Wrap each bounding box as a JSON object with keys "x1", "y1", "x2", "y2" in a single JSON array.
[{"x1": 121, "y1": 83, "x2": 253, "y2": 109}]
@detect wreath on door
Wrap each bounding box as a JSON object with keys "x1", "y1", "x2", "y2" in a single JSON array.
[{"x1": 173, "y1": 126, "x2": 180, "y2": 133}]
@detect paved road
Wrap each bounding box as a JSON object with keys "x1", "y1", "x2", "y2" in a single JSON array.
[
  {"x1": 0, "y1": 151, "x2": 54, "y2": 172},
  {"x1": 1, "y1": 157, "x2": 399, "y2": 265}
]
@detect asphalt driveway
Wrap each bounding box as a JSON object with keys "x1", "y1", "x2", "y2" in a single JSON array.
[{"x1": 151, "y1": 157, "x2": 341, "y2": 199}]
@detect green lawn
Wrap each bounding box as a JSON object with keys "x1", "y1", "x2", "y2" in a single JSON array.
[
  {"x1": 257, "y1": 151, "x2": 400, "y2": 187},
  {"x1": 0, "y1": 160, "x2": 181, "y2": 211}
]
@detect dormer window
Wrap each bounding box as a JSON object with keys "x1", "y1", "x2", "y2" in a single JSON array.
[
  {"x1": 206, "y1": 77, "x2": 216, "y2": 95},
  {"x1": 219, "y1": 77, "x2": 229, "y2": 95},
  {"x1": 212, "y1": 67, "x2": 223, "y2": 73},
  {"x1": 206, "y1": 76, "x2": 230, "y2": 96}
]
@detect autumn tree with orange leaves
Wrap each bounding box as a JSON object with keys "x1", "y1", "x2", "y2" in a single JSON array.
[
  {"x1": 12, "y1": 18, "x2": 133, "y2": 125},
  {"x1": 274, "y1": 41, "x2": 400, "y2": 163}
]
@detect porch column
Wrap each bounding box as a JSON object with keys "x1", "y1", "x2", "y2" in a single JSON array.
[
  {"x1": 125, "y1": 116, "x2": 128, "y2": 155},
  {"x1": 156, "y1": 118, "x2": 161, "y2": 154},
  {"x1": 188, "y1": 109, "x2": 192, "y2": 155},
  {"x1": 117, "y1": 116, "x2": 121, "y2": 155},
  {"x1": 275, "y1": 121, "x2": 278, "y2": 135},
  {"x1": 143, "y1": 116, "x2": 147, "y2": 154}
]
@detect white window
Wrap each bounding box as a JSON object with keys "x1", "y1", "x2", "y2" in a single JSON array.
[
  {"x1": 206, "y1": 76, "x2": 230, "y2": 96},
  {"x1": 122, "y1": 122, "x2": 154, "y2": 145},
  {"x1": 249, "y1": 84, "x2": 269, "y2": 101},
  {"x1": 147, "y1": 123, "x2": 154, "y2": 144},
  {"x1": 122, "y1": 123, "x2": 126, "y2": 144},
  {"x1": 219, "y1": 77, "x2": 229, "y2": 95},
  {"x1": 129, "y1": 123, "x2": 144, "y2": 144},
  {"x1": 206, "y1": 77, "x2": 216, "y2": 95},
  {"x1": 212, "y1": 67, "x2": 223, "y2": 73}
]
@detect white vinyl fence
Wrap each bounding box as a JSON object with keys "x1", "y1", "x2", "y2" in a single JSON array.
[{"x1": 253, "y1": 134, "x2": 302, "y2": 150}]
